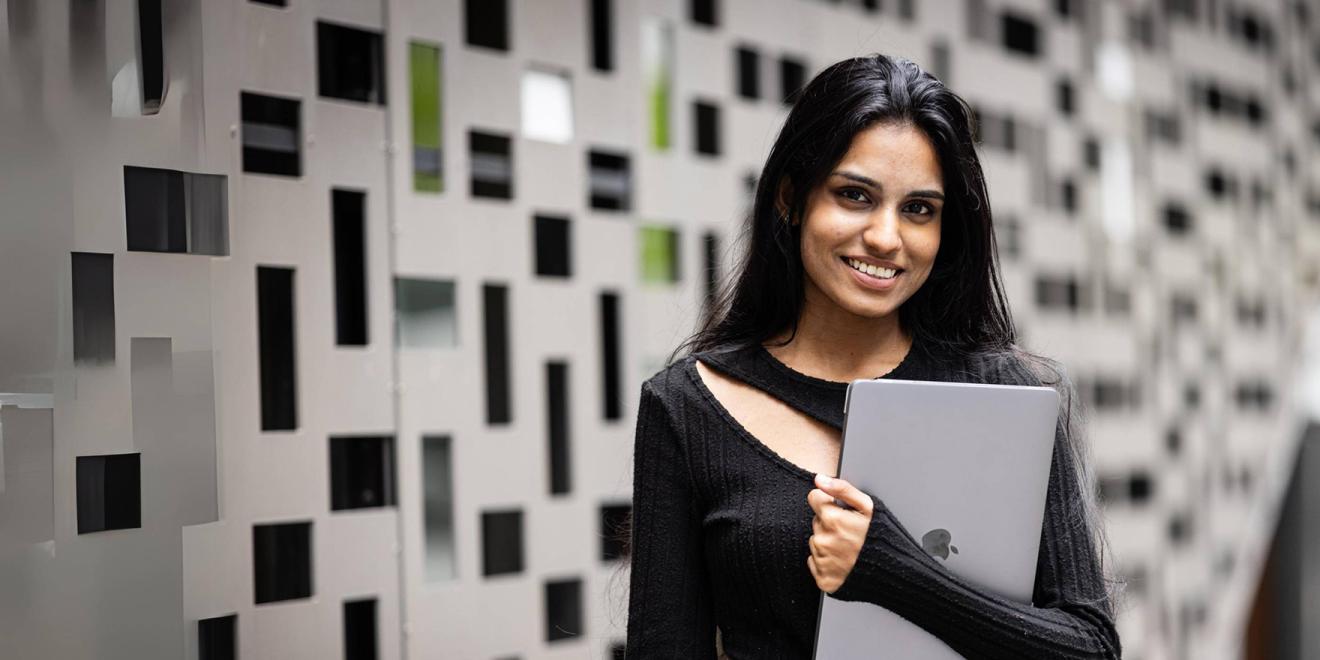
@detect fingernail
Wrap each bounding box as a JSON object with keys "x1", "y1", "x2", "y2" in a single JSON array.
[{"x1": 817, "y1": 474, "x2": 832, "y2": 487}]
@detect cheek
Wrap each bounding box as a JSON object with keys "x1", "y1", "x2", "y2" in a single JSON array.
[{"x1": 912, "y1": 225, "x2": 941, "y2": 269}]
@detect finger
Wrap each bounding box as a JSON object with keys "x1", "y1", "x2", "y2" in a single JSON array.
[
  {"x1": 812, "y1": 515, "x2": 824, "y2": 537},
  {"x1": 816, "y1": 502, "x2": 842, "y2": 530},
  {"x1": 806, "y1": 488, "x2": 831, "y2": 516},
  {"x1": 807, "y1": 554, "x2": 819, "y2": 580},
  {"x1": 809, "y1": 534, "x2": 824, "y2": 560},
  {"x1": 814, "y1": 474, "x2": 873, "y2": 515}
]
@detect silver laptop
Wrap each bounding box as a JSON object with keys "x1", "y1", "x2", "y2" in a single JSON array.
[{"x1": 811, "y1": 378, "x2": 1059, "y2": 659}]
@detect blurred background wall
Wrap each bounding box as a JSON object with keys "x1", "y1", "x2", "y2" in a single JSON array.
[{"x1": 1, "y1": 0, "x2": 1320, "y2": 659}]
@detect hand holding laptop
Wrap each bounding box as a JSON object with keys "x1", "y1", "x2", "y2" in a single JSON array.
[{"x1": 805, "y1": 473, "x2": 875, "y2": 595}]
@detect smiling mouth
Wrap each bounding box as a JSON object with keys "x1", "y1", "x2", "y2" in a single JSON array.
[{"x1": 841, "y1": 256, "x2": 902, "y2": 280}]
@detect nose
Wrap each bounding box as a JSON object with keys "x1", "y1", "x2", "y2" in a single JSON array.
[{"x1": 862, "y1": 207, "x2": 903, "y2": 255}]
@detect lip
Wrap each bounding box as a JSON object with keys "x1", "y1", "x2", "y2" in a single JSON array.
[
  {"x1": 841, "y1": 256, "x2": 901, "y2": 291},
  {"x1": 843, "y1": 256, "x2": 905, "y2": 271}
]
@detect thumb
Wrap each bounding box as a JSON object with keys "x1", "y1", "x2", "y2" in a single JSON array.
[{"x1": 814, "y1": 473, "x2": 872, "y2": 513}]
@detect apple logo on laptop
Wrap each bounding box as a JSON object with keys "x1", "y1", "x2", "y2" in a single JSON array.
[{"x1": 921, "y1": 528, "x2": 959, "y2": 560}]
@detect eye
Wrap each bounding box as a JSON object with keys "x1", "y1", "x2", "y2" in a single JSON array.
[
  {"x1": 903, "y1": 200, "x2": 937, "y2": 217},
  {"x1": 837, "y1": 188, "x2": 870, "y2": 204}
]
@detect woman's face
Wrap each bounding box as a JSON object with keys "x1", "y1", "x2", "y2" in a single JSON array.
[{"x1": 790, "y1": 121, "x2": 944, "y2": 324}]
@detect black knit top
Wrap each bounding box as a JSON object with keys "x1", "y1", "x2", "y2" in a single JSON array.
[{"x1": 624, "y1": 334, "x2": 1121, "y2": 659}]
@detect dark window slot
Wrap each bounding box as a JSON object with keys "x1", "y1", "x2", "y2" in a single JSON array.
[
  {"x1": 332, "y1": 189, "x2": 369, "y2": 346},
  {"x1": 72, "y1": 252, "x2": 116, "y2": 364},
  {"x1": 736, "y1": 46, "x2": 759, "y2": 99},
  {"x1": 125, "y1": 166, "x2": 186, "y2": 252},
  {"x1": 242, "y1": 91, "x2": 302, "y2": 177},
  {"x1": 465, "y1": 0, "x2": 509, "y2": 51},
  {"x1": 694, "y1": 100, "x2": 720, "y2": 156},
  {"x1": 481, "y1": 509, "x2": 524, "y2": 576},
  {"x1": 317, "y1": 21, "x2": 386, "y2": 105},
  {"x1": 76, "y1": 453, "x2": 141, "y2": 534},
  {"x1": 343, "y1": 598, "x2": 378, "y2": 660},
  {"x1": 330, "y1": 436, "x2": 396, "y2": 511},
  {"x1": 1001, "y1": 11, "x2": 1041, "y2": 56},
  {"x1": 590, "y1": 0, "x2": 613, "y2": 71},
  {"x1": 780, "y1": 56, "x2": 806, "y2": 106},
  {"x1": 588, "y1": 149, "x2": 631, "y2": 211},
  {"x1": 198, "y1": 614, "x2": 237, "y2": 660},
  {"x1": 470, "y1": 130, "x2": 513, "y2": 199},
  {"x1": 599, "y1": 291, "x2": 621, "y2": 420},
  {"x1": 599, "y1": 503, "x2": 631, "y2": 560},
  {"x1": 483, "y1": 283, "x2": 511, "y2": 424},
  {"x1": 547, "y1": 361, "x2": 571, "y2": 495},
  {"x1": 534, "y1": 215, "x2": 572, "y2": 278},
  {"x1": 258, "y1": 266, "x2": 298, "y2": 431},
  {"x1": 545, "y1": 578, "x2": 583, "y2": 641},
  {"x1": 690, "y1": 0, "x2": 718, "y2": 26},
  {"x1": 138, "y1": 0, "x2": 164, "y2": 113},
  {"x1": 125, "y1": 166, "x2": 229, "y2": 255},
  {"x1": 253, "y1": 521, "x2": 313, "y2": 604}
]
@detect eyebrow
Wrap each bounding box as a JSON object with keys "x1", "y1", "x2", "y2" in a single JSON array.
[{"x1": 832, "y1": 171, "x2": 945, "y2": 201}]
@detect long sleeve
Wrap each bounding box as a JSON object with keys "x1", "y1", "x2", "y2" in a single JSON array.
[
  {"x1": 827, "y1": 413, "x2": 1121, "y2": 658},
  {"x1": 625, "y1": 381, "x2": 717, "y2": 659}
]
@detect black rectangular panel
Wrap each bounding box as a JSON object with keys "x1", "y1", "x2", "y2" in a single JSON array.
[
  {"x1": 198, "y1": 614, "x2": 237, "y2": 660},
  {"x1": 588, "y1": 149, "x2": 630, "y2": 211},
  {"x1": 736, "y1": 46, "x2": 759, "y2": 99},
  {"x1": 481, "y1": 509, "x2": 523, "y2": 576},
  {"x1": 75, "y1": 453, "x2": 141, "y2": 534},
  {"x1": 534, "y1": 215, "x2": 571, "y2": 278},
  {"x1": 317, "y1": 21, "x2": 386, "y2": 105},
  {"x1": 590, "y1": 0, "x2": 613, "y2": 71},
  {"x1": 329, "y1": 436, "x2": 396, "y2": 511},
  {"x1": 137, "y1": 0, "x2": 164, "y2": 112},
  {"x1": 257, "y1": 266, "x2": 297, "y2": 431},
  {"x1": 72, "y1": 252, "x2": 116, "y2": 363},
  {"x1": 470, "y1": 130, "x2": 513, "y2": 199},
  {"x1": 694, "y1": 101, "x2": 720, "y2": 156},
  {"x1": 483, "y1": 283, "x2": 511, "y2": 424},
  {"x1": 242, "y1": 91, "x2": 302, "y2": 177},
  {"x1": 465, "y1": 0, "x2": 509, "y2": 51},
  {"x1": 124, "y1": 165, "x2": 186, "y2": 253},
  {"x1": 253, "y1": 521, "x2": 313, "y2": 604},
  {"x1": 545, "y1": 578, "x2": 583, "y2": 641},
  {"x1": 599, "y1": 503, "x2": 630, "y2": 561},
  {"x1": 332, "y1": 189, "x2": 369, "y2": 346},
  {"x1": 547, "y1": 361, "x2": 571, "y2": 495},
  {"x1": 599, "y1": 291, "x2": 621, "y2": 420},
  {"x1": 780, "y1": 56, "x2": 806, "y2": 106},
  {"x1": 343, "y1": 598, "x2": 378, "y2": 660}
]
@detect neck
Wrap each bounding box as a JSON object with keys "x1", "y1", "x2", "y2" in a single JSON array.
[{"x1": 764, "y1": 286, "x2": 913, "y2": 382}]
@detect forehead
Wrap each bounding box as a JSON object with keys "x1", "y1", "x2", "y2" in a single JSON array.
[{"x1": 834, "y1": 122, "x2": 943, "y2": 187}]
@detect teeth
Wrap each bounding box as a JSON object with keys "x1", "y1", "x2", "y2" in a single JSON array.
[{"x1": 847, "y1": 258, "x2": 897, "y2": 280}]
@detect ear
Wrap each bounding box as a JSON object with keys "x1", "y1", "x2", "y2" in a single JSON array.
[{"x1": 776, "y1": 176, "x2": 797, "y2": 225}]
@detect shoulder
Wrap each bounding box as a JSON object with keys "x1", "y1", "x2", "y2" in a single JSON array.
[
  {"x1": 642, "y1": 355, "x2": 698, "y2": 398},
  {"x1": 638, "y1": 355, "x2": 707, "y2": 427}
]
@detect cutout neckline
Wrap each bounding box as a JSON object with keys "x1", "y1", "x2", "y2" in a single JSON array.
[{"x1": 687, "y1": 335, "x2": 926, "y2": 482}]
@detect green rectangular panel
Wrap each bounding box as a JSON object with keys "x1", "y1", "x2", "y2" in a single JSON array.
[
  {"x1": 640, "y1": 225, "x2": 679, "y2": 284},
  {"x1": 411, "y1": 41, "x2": 443, "y2": 193}
]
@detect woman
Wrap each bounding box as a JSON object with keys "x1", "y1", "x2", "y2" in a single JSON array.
[{"x1": 622, "y1": 54, "x2": 1121, "y2": 658}]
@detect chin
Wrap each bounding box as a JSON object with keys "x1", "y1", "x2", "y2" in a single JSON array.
[{"x1": 839, "y1": 294, "x2": 902, "y2": 319}]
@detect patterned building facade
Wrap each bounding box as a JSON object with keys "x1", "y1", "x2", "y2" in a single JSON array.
[{"x1": 1, "y1": 1, "x2": 1319, "y2": 659}]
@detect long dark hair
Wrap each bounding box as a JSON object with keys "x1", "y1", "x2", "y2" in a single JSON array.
[{"x1": 610, "y1": 53, "x2": 1122, "y2": 631}]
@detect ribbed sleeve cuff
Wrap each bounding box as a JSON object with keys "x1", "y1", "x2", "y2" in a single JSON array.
[{"x1": 827, "y1": 493, "x2": 932, "y2": 604}]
